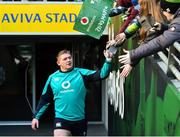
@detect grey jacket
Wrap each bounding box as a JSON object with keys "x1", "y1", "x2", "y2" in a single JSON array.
[{"x1": 130, "y1": 8, "x2": 180, "y2": 66}]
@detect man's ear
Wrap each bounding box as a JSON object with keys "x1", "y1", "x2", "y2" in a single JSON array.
[{"x1": 57, "y1": 61, "x2": 60, "y2": 66}]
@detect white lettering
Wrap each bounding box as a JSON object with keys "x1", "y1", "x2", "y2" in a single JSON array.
[{"x1": 95, "y1": 6, "x2": 108, "y2": 32}]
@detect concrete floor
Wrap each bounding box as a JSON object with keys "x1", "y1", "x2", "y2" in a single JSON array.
[
  {"x1": 0, "y1": 123, "x2": 107, "y2": 136},
  {"x1": 87, "y1": 124, "x2": 107, "y2": 136}
]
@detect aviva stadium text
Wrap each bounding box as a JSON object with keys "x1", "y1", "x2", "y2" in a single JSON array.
[{"x1": 1, "y1": 13, "x2": 77, "y2": 23}]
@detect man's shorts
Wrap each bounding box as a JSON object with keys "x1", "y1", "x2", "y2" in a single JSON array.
[{"x1": 54, "y1": 118, "x2": 87, "y2": 136}]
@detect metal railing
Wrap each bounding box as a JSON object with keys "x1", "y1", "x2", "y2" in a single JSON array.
[{"x1": 157, "y1": 42, "x2": 180, "y2": 91}]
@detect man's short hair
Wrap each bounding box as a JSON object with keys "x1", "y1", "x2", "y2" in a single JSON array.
[{"x1": 56, "y1": 50, "x2": 71, "y2": 59}]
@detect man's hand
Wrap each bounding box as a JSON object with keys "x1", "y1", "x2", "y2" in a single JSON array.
[
  {"x1": 31, "y1": 118, "x2": 39, "y2": 131},
  {"x1": 120, "y1": 64, "x2": 132, "y2": 77},
  {"x1": 118, "y1": 49, "x2": 131, "y2": 64},
  {"x1": 104, "y1": 49, "x2": 113, "y2": 62}
]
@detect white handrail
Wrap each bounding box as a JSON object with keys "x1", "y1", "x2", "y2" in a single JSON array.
[
  {"x1": 157, "y1": 42, "x2": 180, "y2": 81},
  {"x1": 174, "y1": 42, "x2": 180, "y2": 52}
]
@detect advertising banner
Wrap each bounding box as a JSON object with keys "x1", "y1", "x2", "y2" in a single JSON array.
[
  {"x1": 73, "y1": 0, "x2": 113, "y2": 39},
  {"x1": 0, "y1": 3, "x2": 82, "y2": 34}
]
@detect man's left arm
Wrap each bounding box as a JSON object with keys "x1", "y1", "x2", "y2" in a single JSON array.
[{"x1": 84, "y1": 60, "x2": 112, "y2": 82}]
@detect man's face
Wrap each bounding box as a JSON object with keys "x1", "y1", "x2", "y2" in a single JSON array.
[{"x1": 57, "y1": 53, "x2": 73, "y2": 71}]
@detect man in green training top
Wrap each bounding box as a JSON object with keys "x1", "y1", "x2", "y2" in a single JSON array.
[{"x1": 31, "y1": 49, "x2": 113, "y2": 136}]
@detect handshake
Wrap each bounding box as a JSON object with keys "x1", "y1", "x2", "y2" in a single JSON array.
[
  {"x1": 106, "y1": 35, "x2": 126, "y2": 55},
  {"x1": 105, "y1": 41, "x2": 132, "y2": 77},
  {"x1": 103, "y1": 40, "x2": 122, "y2": 63}
]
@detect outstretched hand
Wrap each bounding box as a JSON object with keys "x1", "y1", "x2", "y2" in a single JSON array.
[
  {"x1": 106, "y1": 40, "x2": 116, "y2": 49},
  {"x1": 106, "y1": 33, "x2": 126, "y2": 49},
  {"x1": 118, "y1": 49, "x2": 131, "y2": 64},
  {"x1": 120, "y1": 64, "x2": 132, "y2": 77},
  {"x1": 150, "y1": 22, "x2": 162, "y2": 32},
  {"x1": 115, "y1": 33, "x2": 126, "y2": 45}
]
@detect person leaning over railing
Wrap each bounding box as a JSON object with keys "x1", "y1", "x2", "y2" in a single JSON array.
[
  {"x1": 107, "y1": 0, "x2": 168, "y2": 76},
  {"x1": 118, "y1": 0, "x2": 180, "y2": 77},
  {"x1": 107, "y1": 0, "x2": 168, "y2": 48}
]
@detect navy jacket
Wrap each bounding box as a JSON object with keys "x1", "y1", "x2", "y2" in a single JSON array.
[{"x1": 130, "y1": 8, "x2": 180, "y2": 66}]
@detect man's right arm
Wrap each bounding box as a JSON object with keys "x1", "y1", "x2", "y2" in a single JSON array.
[{"x1": 33, "y1": 76, "x2": 53, "y2": 120}]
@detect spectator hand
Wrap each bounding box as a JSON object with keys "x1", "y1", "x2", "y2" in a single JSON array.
[
  {"x1": 150, "y1": 22, "x2": 161, "y2": 32},
  {"x1": 104, "y1": 49, "x2": 113, "y2": 62},
  {"x1": 120, "y1": 64, "x2": 132, "y2": 77},
  {"x1": 106, "y1": 40, "x2": 116, "y2": 49},
  {"x1": 125, "y1": 7, "x2": 131, "y2": 16},
  {"x1": 118, "y1": 49, "x2": 131, "y2": 64},
  {"x1": 121, "y1": 14, "x2": 128, "y2": 21},
  {"x1": 115, "y1": 33, "x2": 126, "y2": 46},
  {"x1": 106, "y1": 33, "x2": 126, "y2": 50}
]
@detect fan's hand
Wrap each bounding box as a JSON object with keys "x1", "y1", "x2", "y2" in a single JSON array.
[
  {"x1": 120, "y1": 64, "x2": 132, "y2": 77},
  {"x1": 118, "y1": 49, "x2": 131, "y2": 64}
]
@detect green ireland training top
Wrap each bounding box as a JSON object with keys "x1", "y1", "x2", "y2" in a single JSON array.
[{"x1": 34, "y1": 60, "x2": 111, "y2": 121}]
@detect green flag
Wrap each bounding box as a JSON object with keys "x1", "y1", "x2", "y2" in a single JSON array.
[{"x1": 73, "y1": 0, "x2": 113, "y2": 39}]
